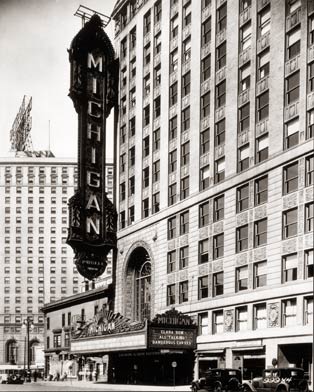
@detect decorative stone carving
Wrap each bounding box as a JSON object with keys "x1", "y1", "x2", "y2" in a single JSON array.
[
  {"x1": 284, "y1": 101, "x2": 299, "y2": 121},
  {"x1": 213, "y1": 221, "x2": 224, "y2": 235},
  {"x1": 238, "y1": 130, "x2": 249, "y2": 146},
  {"x1": 198, "y1": 264, "x2": 209, "y2": 276},
  {"x1": 202, "y1": 6, "x2": 211, "y2": 22},
  {"x1": 286, "y1": 8, "x2": 301, "y2": 31},
  {"x1": 200, "y1": 153, "x2": 209, "y2": 166},
  {"x1": 169, "y1": 139, "x2": 177, "y2": 152},
  {"x1": 167, "y1": 273, "x2": 176, "y2": 284},
  {"x1": 308, "y1": 45, "x2": 314, "y2": 63},
  {"x1": 169, "y1": 71, "x2": 178, "y2": 85},
  {"x1": 216, "y1": 29, "x2": 226, "y2": 46},
  {"x1": 179, "y1": 234, "x2": 189, "y2": 247},
  {"x1": 199, "y1": 227, "x2": 209, "y2": 239},
  {"x1": 283, "y1": 193, "x2": 298, "y2": 210},
  {"x1": 254, "y1": 205, "x2": 267, "y2": 220},
  {"x1": 236, "y1": 253, "x2": 248, "y2": 266},
  {"x1": 285, "y1": 55, "x2": 300, "y2": 76},
  {"x1": 239, "y1": 47, "x2": 251, "y2": 66},
  {"x1": 215, "y1": 106, "x2": 225, "y2": 122},
  {"x1": 216, "y1": 66, "x2": 226, "y2": 83},
  {"x1": 201, "y1": 42, "x2": 211, "y2": 58},
  {"x1": 214, "y1": 145, "x2": 225, "y2": 159},
  {"x1": 182, "y1": 130, "x2": 190, "y2": 142},
  {"x1": 307, "y1": 92, "x2": 314, "y2": 110},
  {"x1": 254, "y1": 247, "x2": 266, "y2": 261},
  {"x1": 168, "y1": 239, "x2": 176, "y2": 251},
  {"x1": 182, "y1": 95, "x2": 190, "y2": 109},
  {"x1": 201, "y1": 79, "x2": 211, "y2": 95},
  {"x1": 168, "y1": 173, "x2": 176, "y2": 185},
  {"x1": 202, "y1": 116, "x2": 210, "y2": 130},
  {"x1": 239, "y1": 6, "x2": 251, "y2": 26},
  {"x1": 256, "y1": 118, "x2": 269, "y2": 137},
  {"x1": 182, "y1": 60, "x2": 191, "y2": 74},
  {"x1": 224, "y1": 310, "x2": 234, "y2": 332},
  {"x1": 154, "y1": 86, "x2": 160, "y2": 99},
  {"x1": 256, "y1": 31, "x2": 270, "y2": 53},
  {"x1": 236, "y1": 212, "x2": 248, "y2": 226},
  {"x1": 305, "y1": 233, "x2": 314, "y2": 249},
  {"x1": 213, "y1": 260, "x2": 223, "y2": 272},
  {"x1": 256, "y1": 76, "x2": 269, "y2": 95},
  {"x1": 179, "y1": 269, "x2": 188, "y2": 281},
  {"x1": 182, "y1": 24, "x2": 191, "y2": 40},
  {"x1": 282, "y1": 238, "x2": 297, "y2": 254},
  {"x1": 153, "y1": 117, "x2": 160, "y2": 130},
  {"x1": 239, "y1": 89, "x2": 250, "y2": 106},
  {"x1": 268, "y1": 303, "x2": 280, "y2": 327},
  {"x1": 153, "y1": 53, "x2": 161, "y2": 67}
]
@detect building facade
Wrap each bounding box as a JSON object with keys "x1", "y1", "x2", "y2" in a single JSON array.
[
  {"x1": 111, "y1": 0, "x2": 313, "y2": 383},
  {"x1": 0, "y1": 154, "x2": 113, "y2": 370}
]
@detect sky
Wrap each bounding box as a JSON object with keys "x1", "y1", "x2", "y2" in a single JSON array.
[{"x1": 0, "y1": 0, "x2": 116, "y2": 159}]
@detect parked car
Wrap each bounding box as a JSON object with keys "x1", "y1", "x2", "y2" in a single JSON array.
[
  {"x1": 191, "y1": 368, "x2": 243, "y2": 392},
  {"x1": 242, "y1": 368, "x2": 308, "y2": 392},
  {"x1": 6, "y1": 372, "x2": 25, "y2": 384}
]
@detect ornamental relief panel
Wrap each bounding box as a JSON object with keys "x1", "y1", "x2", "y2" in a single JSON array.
[
  {"x1": 167, "y1": 273, "x2": 176, "y2": 284},
  {"x1": 213, "y1": 221, "x2": 224, "y2": 235},
  {"x1": 305, "y1": 233, "x2": 314, "y2": 249},
  {"x1": 168, "y1": 173, "x2": 176, "y2": 185},
  {"x1": 238, "y1": 130, "x2": 249, "y2": 146},
  {"x1": 201, "y1": 42, "x2": 211, "y2": 58},
  {"x1": 199, "y1": 227, "x2": 209, "y2": 239},
  {"x1": 167, "y1": 239, "x2": 176, "y2": 251},
  {"x1": 169, "y1": 138, "x2": 177, "y2": 152},
  {"x1": 201, "y1": 79, "x2": 211, "y2": 95},
  {"x1": 182, "y1": 24, "x2": 191, "y2": 40},
  {"x1": 308, "y1": 45, "x2": 314, "y2": 63},
  {"x1": 236, "y1": 211, "x2": 248, "y2": 226},
  {"x1": 282, "y1": 238, "x2": 297, "y2": 254},
  {"x1": 255, "y1": 118, "x2": 269, "y2": 137},
  {"x1": 268, "y1": 303, "x2": 280, "y2": 327},
  {"x1": 256, "y1": 76, "x2": 269, "y2": 96},
  {"x1": 182, "y1": 130, "x2": 190, "y2": 143},
  {"x1": 143, "y1": 125, "x2": 150, "y2": 138},
  {"x1": 282, "y1": 193, "x2": 298, "y2": 210},
  {"x1": 153, "y1": 117, "x2": 160, "y2": 130},
  {"x1": 200, "y1": 152, "x2": 209, "y2": 166},
  {"x1": 178, "y1": 269, "x2": 188, "y2": 281},
  {"x1": 213, "y1": 260, "x2": 223, "y2": 272},
  {"x1": 239, "y1": 46, "x2": 251, "y2": 67},
  {"x1": 182, "y1": 95, "x2": 190, "y2": 110},
  {"x1": 153, "y1": 182, "x2": 160, "y2": 193},
  {"x1": 201, "y1": 116, "x2": 210, "y2": 130},
  {"x1": 169, "y1": 71, "x2": 178, "y2": 85},
  {"x1": 198, "y1": 263, "x2": 209, "y2": 276},
  {"x1": 170, "y1": 37, "x2": 178, "y2": 52},
  {"x1": 179, "y1": 234, "x2": 189, "y2": 247},
  {"x1": 236, "y1": 252, "x2": 248, "y2": 266},
  {"x1": 254, "y1": 205, "x2": 267, "y2": 220},
  {"x1": 284, "y1": 101, "x2": 299, "y2": 121},
  {"x1": 153, "y1": 150, "x2": 160, "y2": 162},
  {"x1": 182, "y1": 60, "x2": 191, "y2": 74},
  {"x1": 180, "y1": 165, "x2": 189, "y2": 177},
  {"x1": 215, "y1": 145, "x2": 225, "y2": 159},
  {"x1": 254, "y1": 247, "x2": 266, "y2": 261},
  {"x1": 215, "y1": 106, "x2": 225, "y2": 122},
  {"x1": 224, "y1": 309, "x2": 234, "y2": 332},
  {"x1": 202, "y1": 6, "x2": 211, "y2": 22},
  {"x1": 129, "y1": 166, "x2": 135, "y2": 177}
]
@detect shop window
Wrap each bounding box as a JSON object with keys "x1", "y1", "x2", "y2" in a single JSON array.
[
  {"x1": 236, "y1": 265, "x2": 248, "y2": 291},
  {"x1": 198, "y1": 276, "x2": 209, "y2": 299},
  {"x1": 254, "y1": 261, "x2": 267, "y2": 289},
  {"x1": 199, "y1": 201, "x2": 209, "y2": 227},
  {"x1": 282, "y1": 298, "x2": 297, "y2": 327},
  {"x1": 253, "y1": 303, "x2": 267, "y2": 329},
  {"x1": 282, "y1": 253, "x2": 298, "y2": 283}
]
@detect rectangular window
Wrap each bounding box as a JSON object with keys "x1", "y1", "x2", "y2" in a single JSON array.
[
  {"x1": 198, "y1": 275, "x2": 209, "y2": 299},
  {"x1": 308, "y1": 62, "x2": 314, "y2": 93},
  {"x1": 154, "y1": 32, "x2": 161, "y2": 54},
  {"x1": 253, "y1": 303, "x2": 267, "y2": 329},
  {"x1": 285, "y1": 117, "x2": 300, "y2": 149},
  {"x1": 144, "y1": 45, "x2": 151, "y2": 67},
  {"x1": 179, "y1": 281, "x2": 188, "y2": 303},
  {"x1": 167, "y1": 250, "x2": 176, "y2": 273},
  {"x1": 256, "y1": 134, "x2": 269, "y2": 163},
  {"x1": 257, "y1": 49, "x2": 270, "y2": 80},
  {"x1": 212, "y1": 310, "x2": 224, "y2": 334},
  {"x1": 170, "y1": 14, "x2": 179, "y2": 39},
  {"x1": 153, "y1": 160, "x2": 160, "y2": 183},
  {"x1": 201, "y1": 17, "x2": 211, "y2": 46},
  {"x1": 120, "y1": 211, "x2": 126, "y2": 229},
  {"x1": 129, "y1": 146, "x2": 135, "y2": 166},
  {"x1": 152, "y1": 192, "x2": 160, "y2": 214},
  {"x1": 168, "y1": 216, "x2": 176, "y2": 240},
  {"x1": 142, "y1": 198, "x2": 149, "y2": 218},
  {"x1": 305, "y1": 249, "x2": 313, "y2": 279},
  {"x1": 180, "y1": 211, "x2": 189, "y2": 235},
  {"x1": 283, "y1": 208, "x2": 298, "y2": 239},
  {"x1": 213, "y1": 233, "x2": 224, "y2": 259},
  {"x1": 237, "y1": 183, "x2": 249, "y2": 212},
  {"x1": 201, "y1": 54, "x2": 211, "y2": 82},
  {"x1": 168, "y1": 183, "x2": 177, "y2": 206},
  {"x1": 201, "y1": 91, "x2": 211, "y2": 118},
  {"x1": 181, "y1": 141, "x2": 190, "y2": 166},
  {"x1": 200, "y1": 128, "x2": 210, "y2": 155},
  {"x1": 215, "y1": 119, "x2": 225, "y2": 146},
  {"x1": 236, "y1": 265, "x2": 248, "y2": 291},
  {"x1": 213, "y1": 271, "x2": 224, "y2": 297},
  {"x1": 129, "y1": 176, "x2": 135, "y2": 195},
  {"x1": 257, "y1": 91, "x2": 269, "y2": 121},
  {"x1": 170, "y1": 49, "x2": 178, "y2": 73},
  {"x1": 236, "y1": 225, "x2": 249, "y2": 253},
  {"x1": 258, "y1": 6, "x2": 270, "y2": 37},
  {"x1": 236, "y1": 306, "x2": 248, "y2": 331},
  {"x1": 239, "y1": 63, "x2": 251, "y2": 92},
  {"x1": 282, "y1": 298, "x2": 297, "y2": 326},
  {"x1": 143, "y1": 105, "x2": 150, "y2": 127},
  {"x1": 283, "y1": 161, "x2": 298, "y2": 194},
  {"x1": 286, "y1": 71, "x2": 300, "y2": 105},
  {"x1": 240, "y1": 22, "x2": 252, "y2": 51},
  {"x1": 287, "y1": 27, "x2": 300, "y2": 59},
  {"x1": 200, "y1": 165, "x2": 210, "y2": 191},
  {"x1": 214, "y1": 194, "x2": 224, "y2": 222},
  {"x1": 167, "y1": 284, "x2": 176, "y2": 305},
  {"x1": 179, "y1": 246, "x2": 189, "y2": 270},
  {"x1": 199, "y1": 201, "x2": 209, "y2": 227},
  {"x1": 180, "y1": 176, "x2": 190, "y2": 200},
  {"x1": 254, "y1": 261, "x2": 267, "y2": 288},
  {"x1": 129, "y1": 117, "x2": 136, "y2": 137},
  {"x1": 282, "y1": 253, "x2": 298, "y2": 282},
  {"x1": 216, "y1": 3, "x2": 227, "y2": 33},
  {"x1": 304, "y1": 297, "x2": 313, "y2": 325},
  {"x1": 198, "y1": 312, "x2": 208, "y2": 335},
  {"x1": 167, "y1": 284, "x2": 176, "y2": 306},
  {"x1": 128, "y1": 206, "x2": 135, "y2": 225},
  {"x1": 182, "y1": 37, "x2": 191, "y2": 62},
  {"x1": 182, "y1": 106, "x2": 190, "y2": 131},
  {"x1": 216, "y1": 81, "x2": 226, "y2": 108},
  {"x1": 239, "y1": 103, "x2": 250, "y2": 132},
  {"x1": 216, "y1": 42, "x2": 226, "y2": 70},
  {"x1": 142, "y1": 167, "x2": 149, "y2": 188},
  {"x1": 214, "y1": 158, "x2": 225, "y2": 183},
  {"x1": 254, "y1": 218, "x2": 267, "y2": 247},
  {"x1": 120, "y1": 182, "x2": 126, "y2": 201},
  {"x1": 183, "y1": 0, "x2": 191, "y2": 27},
  {"x1": 169, "y1": 82, "x2": 178, "y2": 106},
  {"x1": 182, "y1": 72, "x2": 191, "y2": 97},
  {"x1": 306, "y1": 155, "x2": 314, "y2": 187},
  {"x1": 305, "y1": 203, "x2": 314, "y2": 233},
  {"x1": 199, "y1": 239, "x2": 209, "y2": 264},
  {"x1": 238, "y1": 145, "x2": 250, "y2": 172},
  {"x1": 144, "y1": 10, "x2": 151, "y2": 34},
  {"x1": 154, "y1": 96, "x2": 160, "y2": 118},
  {"x1": 169, "y1": 116, "x2": 177, "y2": 140},
  {"x1": 307, "y1": 110, "x2": 314, "y2": 139}
]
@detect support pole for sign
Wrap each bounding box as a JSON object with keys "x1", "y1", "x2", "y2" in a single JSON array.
[{"x1": 173, "y1": 366, "x2": 175, "y2": 387}]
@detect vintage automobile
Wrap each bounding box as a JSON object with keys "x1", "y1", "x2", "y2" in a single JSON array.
[
  {"x1": 6, "y1": 372, "x2": 25, "y2": 384},
  {"x1": 191, "y1": 368, "x2": 243, "y2": 392},
  {"x1": 242, "y1": 368, "x2": 308, "y2": 392}
]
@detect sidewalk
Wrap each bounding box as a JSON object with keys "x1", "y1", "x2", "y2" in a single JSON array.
[{"x1": 36, "y1": 380, "x2": 191, "y2": 391}]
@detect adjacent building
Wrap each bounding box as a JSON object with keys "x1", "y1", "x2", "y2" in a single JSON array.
[
  {"x1": 0, "y1": 153, "x2": 113, "y2": 370},
  {"x1": 111, "y1": 0, "x2": 313, "y2": 382}
]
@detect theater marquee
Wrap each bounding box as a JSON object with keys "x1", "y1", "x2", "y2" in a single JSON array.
[{"x1": 67, "y1": 14, "x2": 118, "y2": 280}]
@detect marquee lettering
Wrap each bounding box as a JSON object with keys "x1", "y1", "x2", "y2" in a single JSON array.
[
  {"x1": 87, "y1": 123, "x2": 101, "y2": 141},
  {"x1": 87, "y1": 53, "x2": 103, "y2": 72},
  {"x1": 88, "y1": 101, "x2": 102, "y2": 118},
  {"x1": 87, "y1": 171, "x2": 100, "y2": 188},
  {"x1": 86, "y1": 216, "x2": 100, "y2": 235},
  {"x1": 86, "y1": 194, "x2": 100, "y2": 211}
]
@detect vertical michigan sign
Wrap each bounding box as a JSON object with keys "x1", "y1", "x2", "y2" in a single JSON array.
[{"x1": 67, "y1": 14, "x2": 118, "y2": 280}]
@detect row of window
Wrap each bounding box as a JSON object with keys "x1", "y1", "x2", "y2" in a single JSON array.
[
  {"x1": 197, "y1": 296, "x2": 313, "y2": 336},
  {"x1": 4, "y1": 216, "x2": 68, "y2": 224},
  {"x1": 3, "y1": 186, "x2": 71, "y2": 194},
  {"x1": 4, "y1": 196, "x2": 68, "y2": 204},
  {"x1": 3, "y1": 256, "x2": 72, "y2": 265},
  {"x1": 4, "y1": 276, "x2": 79, "y2": 284}
]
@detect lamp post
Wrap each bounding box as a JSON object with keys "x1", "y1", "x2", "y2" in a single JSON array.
[{"x1": 22, "y1": 317, "x2": 34, "y2": 382}]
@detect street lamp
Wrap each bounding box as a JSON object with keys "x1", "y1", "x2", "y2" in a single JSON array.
[{"x1": 22, "y1": 317, "x2": 34, "y2": 382}]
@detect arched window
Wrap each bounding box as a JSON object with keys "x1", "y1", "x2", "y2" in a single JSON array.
[
  {"x1": 6, "y1": 340, "x2": 18, "y2": 364},
  {"x1": 135, "y1": 261, "x2": 151, "y2": 321}
]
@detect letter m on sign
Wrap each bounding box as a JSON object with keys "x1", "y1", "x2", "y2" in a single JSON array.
[{"x1": 87, "y1": 53, "x2": 103, "y2": 72}]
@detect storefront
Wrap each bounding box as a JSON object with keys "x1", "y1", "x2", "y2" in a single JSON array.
[{"x1": 70, "y1": 308, "x2": 197, "y2": 385}]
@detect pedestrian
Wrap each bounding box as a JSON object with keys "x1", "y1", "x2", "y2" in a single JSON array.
[{"x1": 33, "y1": 370, "x2": 37, "y2": 382}]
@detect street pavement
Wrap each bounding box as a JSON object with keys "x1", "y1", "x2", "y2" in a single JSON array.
[{"x1": 0, "y1": 380, "x2": 191, "y2": 391}]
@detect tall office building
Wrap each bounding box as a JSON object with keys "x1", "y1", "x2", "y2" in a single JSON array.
[
  {"x1": 0, "y1": 154, "x2": 113, "y2": 369},
  {"x1": 111, "y1": 0, "x2": 313, "y2": 380}
]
